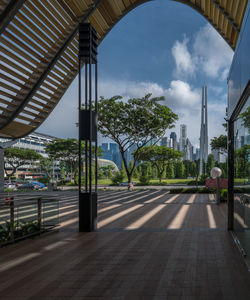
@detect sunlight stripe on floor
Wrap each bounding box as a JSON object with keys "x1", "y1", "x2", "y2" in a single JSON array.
[
  {"x1": 167, "y1": 205, "x2": 190, "y2": 228},
  {"x1": 59, "y1": 217, "x2": 78, "y2": 228},
  {"x1": 164, "y1": 194, "x2": 179, "y2": 203},
  {"x1": 99, "y1": 204, "x2": 121, "y2": 213},
  {"x1": 0, "y1": 253, "x2": 40, "y2": 272},
  {"x1": 124, "y1": 190, "x2": 160, "y2": 204},
  {"x1": 98, "y1": 204, "x2": 143, "y2": 228},
  {"x1": 206, "y1": 205, "x2": 217, "y2": 228},
  {"x1": 187, "y1": 194, "x2": 196, "y2": 203},
  {"x1": 126, "y1": 204, "x2": 165, "y2": 229},
  {"x1": 105, "y1": 190, "x2": 148, "y2": 204},
  {"x1": 144, "y1": 190, "x2": 169, "y2": 203}
]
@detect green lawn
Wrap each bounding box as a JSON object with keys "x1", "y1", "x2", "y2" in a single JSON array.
[
  {"x1": 149, "y1": 178, "x2": 194, "y2": 185},
  {"x1": 98, "y1": 178, "x2": 194, "y2": 185}
]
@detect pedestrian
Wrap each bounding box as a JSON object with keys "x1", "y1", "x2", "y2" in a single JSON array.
[{"x1": 128, "y1": 182, "x2": 134, "y2": 191}]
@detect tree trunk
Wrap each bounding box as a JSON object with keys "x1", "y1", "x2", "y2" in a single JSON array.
[{"x1": 128, "y1": 173, "x2": 132, "y2": 184}]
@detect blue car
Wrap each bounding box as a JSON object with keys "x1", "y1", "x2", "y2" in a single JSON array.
[{"x1": 31, "y1": 181, "x2": 46, "y2": 188}]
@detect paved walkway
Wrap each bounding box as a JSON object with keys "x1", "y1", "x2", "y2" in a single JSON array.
[{"x1": 0, "y1": 190, "x2": 250, "y2": 299}]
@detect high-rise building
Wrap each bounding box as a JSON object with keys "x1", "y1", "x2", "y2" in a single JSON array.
[
  {"x1": 212, "y1": 149, "x2": 226, "y2": 163},
  {"x1": 196, "y1": 148, "x2": 200, "y2": 160},
  {"x1": 199, "y1": 86, "x2": 208, "y2": 174},
  {"x1": 170, "y1": 132, "x2": 177, "y2": 142},
  {"x1": 161, "y1": 137, "x2": 168, "y2": 146},
  {"x1": 180, "y1": 124, "x2": 187, "y2": 153},
  {"x1": 170, "y1": 132, "x2": 178, "y2": 150},
  {"x1": 185, "y1": 138, "x2": 194, "y2": 161}
]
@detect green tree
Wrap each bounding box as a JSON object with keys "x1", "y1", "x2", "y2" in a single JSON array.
[
  {"x1": 139, "y1": 162, "x2": 152, "y2": 185},
  {"x1": 210, "y1": 135, "x2": 227, "y2": 154},
  {"x1": 206, "y1": 154, "x2": 215, "y2": 175},
  {"x1": 98, "y1": 94, "x2": 178, "y2": 184},
  {"x1": 239, "y1": 106, "x2": 250, "y2": 132},
  {"x1": 190, "y1": 161, "x2": 197, "y2": 178},
  {"x1": 235, "y1": 145, "x2": 250, "y2": 179},
  {"x1": 4, "y1": 148, "x2": 42, "y2": 178},
  {"x1": 40, "y1": 157, "x2": 53, "y2": 182},
  {"x1": 133, "y1": 166, "x2": 139, "y2": 179},
  {"x1": 183, "y1": 160, "x2": 192, "y2": 177},
  {"x1": 175, "y1": 161, "x2": 185, "y2": 178},
  {"x1": 45, "y1": 138, "x2": 102, "y2": 184},
  {"x1": 166, "y1": 162, "x2": 175, "y2": 179},
  {"x1": 120, "y1": 162, "x2": 126, "y2": 179},
  {"x1": 138, "y1": 145, "x2": 183, "y2": 183}
]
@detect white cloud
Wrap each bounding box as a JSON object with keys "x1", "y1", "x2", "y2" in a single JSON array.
[
  {"x1": 164, "y1": 80, "x2": 200, "y2": 110},
  {"x1": 172, "y1": 36, "x2": 196, "y2": 78},
  {"x1": 39, "y1": 77, "x2": 226, "y2": 150},
  {"x1": 172, "y1": 24, "x2": 233, "y2": 80},
  {"x1": 193, "y1": 24, "x2": 233, "y2": 78}
]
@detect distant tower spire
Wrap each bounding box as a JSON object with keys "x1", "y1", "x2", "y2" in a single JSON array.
[{"x1": 200, "y1": 86, "x2": 208, "y2": 175}]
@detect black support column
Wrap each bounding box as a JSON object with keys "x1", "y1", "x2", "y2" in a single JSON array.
[
  {"x1": 227, "y1": 119, "x2": 234, "y2": 231},
  {"x1": 78, "y1": 23, "x2": 98, "y2": 232}
]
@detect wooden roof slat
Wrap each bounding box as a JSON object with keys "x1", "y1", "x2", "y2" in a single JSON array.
[
  {"x1": 27, "y1": 102, "x2": 50, "y2": 113},
  {"x1": 7, "y1": 23, "x2": 48, "y2": 57},
  {"x1": 0, "y1": 73, "x2": 31, "y2": 90},
  {"x1": 0, "y1": 63, "x2": 34, "y2": 83},
  {"x1": 58, "y1": 0, "x2": 78, "y2": 22},
  {"x1": 14, "y1": 12, "x2": 55, "y2": 48},
  {"x1": 0, "y1": 37, "x2": 41, "y2": 66},
  {"x1": 20, "y1": 6, "x2": 59, "y2": 42},
  {"x1": 16, "y1": 114, "x2": 40, "y2": 124},
  {"x1": 26, "y1": 1, "x2": 64, "y2": 38},
  {"x1": 30, "y1": 0, "x2": 68, "y2": 34},
  {"x1": 0, "y1": 54, "x2": 33, "y2": 77},
  {"x1": 49, "y1": 0, "x2": 74, "y2": 25},
  {"x1": 0, "y1": 97, "x2": 18, "y2": 107}
]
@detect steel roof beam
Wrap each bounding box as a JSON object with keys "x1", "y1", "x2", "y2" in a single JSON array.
[{"x1": 0, "y1": 0, "x2": 26, "y2": 34}]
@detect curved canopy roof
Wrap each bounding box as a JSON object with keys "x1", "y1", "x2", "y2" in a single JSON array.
[{"x1": 0, "y1": 0, "x2": 248, "y2": 138}]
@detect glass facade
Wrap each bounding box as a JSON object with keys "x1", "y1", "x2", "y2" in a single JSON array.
[
  {"x1": 228, "y1": 3, "x2": 250, "y2": 264},
  {"x1": 228, "y1": 5, "x2": 250, "y2": 118},
  {"x1": 233, "y1": 97, "x2": 250, "y2": 264}
]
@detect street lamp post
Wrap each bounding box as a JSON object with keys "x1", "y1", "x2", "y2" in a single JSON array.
[{"x1": 211, "y1": 167, "x2": 222, "y2": 204}]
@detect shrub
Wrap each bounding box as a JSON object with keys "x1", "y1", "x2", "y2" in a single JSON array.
[
  {"x1": 169, "y1": 187, "x2": 215, "y2": 194},
  {"x1": 138, "y1": 174, "x2": 151, "y2": 185},
  {"x1": 220, "y1": 189, "x2": 228, "y2": 201},
  {"x1": 111, "y1": 172, "x2": 124, "y2": 185},
  {"x1": 39, "y1": 177, "x2": 49, "y2": 185}
]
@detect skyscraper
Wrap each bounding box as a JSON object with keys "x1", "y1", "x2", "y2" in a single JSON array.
[
  {"x1": 180, "y1": 124, "x2": 187, "y2": 153},
  {"x1": 170, "y1": 132, "x2": 178, "y2": 150},
  {"x1": 199, "y1": 86, "x2": 208, "y2": 174}
]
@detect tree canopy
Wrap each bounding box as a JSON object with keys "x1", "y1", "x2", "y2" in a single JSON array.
[
  {"x1": 45, "y1": 138, "x2": 102, "y2": 183},
  {"x1": 98, "y1": 94, "x2": 178, "y2": 183},
  {"x1": 138, "y1": 145, "x2": 183, "y2": 182},
  {"x1": 239, "y1": 106, "x2": 250, "y2": 132},
  {"x1": 210, "y1": 135, "x2": 227, "y2": 153},
  {"x1": 4, "y1": 148, "x2": 42, "y2": 178}
]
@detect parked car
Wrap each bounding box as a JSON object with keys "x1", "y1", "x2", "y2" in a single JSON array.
[
  {"x1": 4, "y1": 182, "x2": 17, "y2": 190},
  {"x1": 119, "y1": 181, "x2": 136, "y2": 186},
  {"x1": 17, "y1": 183, "x2": 40, "y2": 190},
  {"x1": 31, "y1": 181, "x2": 46, "y2": 188}
]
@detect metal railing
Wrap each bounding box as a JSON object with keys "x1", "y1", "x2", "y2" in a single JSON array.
[{"x1": 0, "y1": 195, "x2": 59, "y2": 246}]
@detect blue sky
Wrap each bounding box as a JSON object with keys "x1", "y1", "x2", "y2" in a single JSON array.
[{"x1": 40, "y1": 0, "x2": 234, "y2": 149}]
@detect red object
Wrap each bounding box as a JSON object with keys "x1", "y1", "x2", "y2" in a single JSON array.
[
  {"x1": 5, "y1": 193, "x2": 10, "y2": 206},
  {"x1": 205, "y1": 178, "x2": 228, "y2": 189}
]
